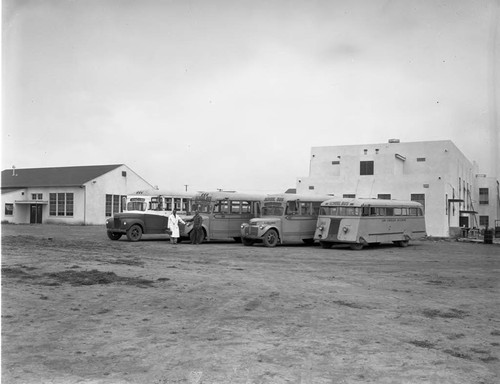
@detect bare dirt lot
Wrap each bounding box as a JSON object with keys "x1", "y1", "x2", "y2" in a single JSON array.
[{"x1": 1, "y1": 224, "x2": 499, "y2": 384}]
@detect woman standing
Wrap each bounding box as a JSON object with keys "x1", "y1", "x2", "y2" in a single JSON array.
[{"x1": 168, "y1": 209, "x2": 186, "y2": 244}]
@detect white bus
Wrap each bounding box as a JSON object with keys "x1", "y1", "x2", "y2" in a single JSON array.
[
  {"x1": 182, "y1": 191, "x2": 264, "y2": 242},
  {"x1": 106, "y1": 190, "x2": 194, "y2": 241},
  {"x1": 240, "y1": 194, "x2": 329, "y2": 247},
  {"x1": 315, "y1": 197, "x2": 426, "y2": 250}
]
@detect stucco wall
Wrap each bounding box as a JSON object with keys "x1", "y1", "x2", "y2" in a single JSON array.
[{"x1": 296, "y1": 140, "x2": 486, "y2": 237}]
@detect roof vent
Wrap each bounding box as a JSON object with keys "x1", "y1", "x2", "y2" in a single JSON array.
[
  {"x1": 12, "y1": 165, "x2": 17, "y2": 176},
  {"x1": 388, "y1": 139, "x2": 400, "y2": 143}
]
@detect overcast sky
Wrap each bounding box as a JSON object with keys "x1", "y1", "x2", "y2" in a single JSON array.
[{"x1": 2, "y1": 0, "x2": 499, "y2": 193}]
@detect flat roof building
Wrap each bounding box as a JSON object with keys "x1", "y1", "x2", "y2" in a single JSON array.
[{"x1": 295, "y1": 140, "x2": 499, "y2": 237}]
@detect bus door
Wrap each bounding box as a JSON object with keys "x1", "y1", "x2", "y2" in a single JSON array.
[
  {"x1": 283, "y1": 200, "x2": 302, "y2": 240},
  {"x1": 298, "y1": 201, "x2": 317, "y2": 238},
  {"x1": 210, "y1": 199, "x2": 230, "y2": 238}
]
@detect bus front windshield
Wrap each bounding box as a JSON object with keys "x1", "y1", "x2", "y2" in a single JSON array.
[
  {"x1": 192, "y1": 202, "x2": 211, "y2": 214},
  {"x1": 127, "y1": 199, "x2": 147, "y2": 212},
  {"x1": 262, "y1": 203, "x2": 284, "y2": 217}
]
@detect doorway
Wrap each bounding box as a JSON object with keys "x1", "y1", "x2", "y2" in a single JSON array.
[{"x1": 30, "y1": 204, "x2": 43, "y2": 224}]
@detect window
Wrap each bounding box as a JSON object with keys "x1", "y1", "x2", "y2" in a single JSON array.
[
  {"x1": 417, "y1": 157, "x2": 426, "y2": 162},
  {"x1": 5, "y1": 203, "x2": 13, "y2": 216},
  {"x1": 331, "y1": 161, "x2": 340, "y2": 165},
  {"x1": 479, "y1": 188, "x2": 489, "y2": 204},
  {"x1": 31, "y1": 193, "x2": 43, "y2": 200},
  {"x1": 231, "y1": 201, "x2": 241, "y2": 214},
  {"x1": 50, "y1": 193, "x2": 74, "y2": 216},
  {"x1": 411, "y1": 194, "x2": 425, "y2": 212},
  {"x1": 360, "y1": 161, "x2": 374, "y2": 175},
  {"x1": 377, "y1": 194, "x2": 391, "y2": 200},
  {"x1": 308, "y1": 186, "x2": 314, "y2": 190},
  {"x1": 213, "y1": 200, "x2": 229, "y2": 214},
  {"x1": 343, "y1": 194, "x2": 355, "y2": 198},
  {"x1": 106, "y1": 194, "x2": 122, "y2": 216},
  {"x1": 122, "y1": 171, "x2": 127, "y2": 177},
  {"x1": 479, "y1": 216, "x2": 489, "y2": 227}
]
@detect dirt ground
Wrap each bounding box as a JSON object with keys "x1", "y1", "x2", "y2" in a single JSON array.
[{"x1": 1, "y1": 224, "x2": 499, "y2": 384}]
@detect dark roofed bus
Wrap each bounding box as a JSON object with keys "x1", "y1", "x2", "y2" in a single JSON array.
[{"x1": 106, "y1": 190, "x2": 194, "y2": 241}]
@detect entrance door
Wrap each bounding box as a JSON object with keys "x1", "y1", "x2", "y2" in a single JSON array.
[
  {"x1": 30, "y1": 204, "x2": 43, "y2": 224},
  {"x1": 459, "y1": 216, "x2": 469, "y2": 228}
]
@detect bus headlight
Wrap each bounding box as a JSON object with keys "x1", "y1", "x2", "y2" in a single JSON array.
[
  {"x1": 343, "y1": 226, "x2": 349, "y2": 233},
  {"x1": 317, "y1": 225, "x2": 324, "y2": 231}
]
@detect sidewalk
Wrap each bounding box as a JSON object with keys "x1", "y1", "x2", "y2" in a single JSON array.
[{"x1": 456, "y1": 236, "x2": 500, "y2": 246}]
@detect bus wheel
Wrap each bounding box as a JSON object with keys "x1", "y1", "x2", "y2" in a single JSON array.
[
  {"x1": 263, "y1": 229, "x2": 279, "y2": 247},
  {"x1": 395, "y1": 240, "x2": 409, "y2": 247},
  {"x1": 107, "y1": 232, "x2": 122, "y2": 241},
  {"x1": 302, "y1": 238, "x2": 315, "y2": 245},
  {"x1": 233, "y1": 237, "x2": 242, "y2": 243},
  {"x1": 242, "y1": 238, "x2": 254, "y2": 246},
  {"x1": 320, "y1": 241, "x2": 333, "y2": 249},
  {"x1": 126, "y1": 225, "x2": 143, "y2": 242},
  {"x1": 350, "y1": 243, "x2": 364, "y2": 250}
]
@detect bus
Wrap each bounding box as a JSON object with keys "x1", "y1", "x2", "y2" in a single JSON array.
[
  {"x1": 105, "y1": 190, "x2": 194, "y2": 242},
  {"x1": 182, "y1": 191, "x2": 264, "y2": 242},
  {"x1": 314, "y1": 197, "x2": 426, "y2": 250},
  {"x1": 240, "y1": 194, "x2": 330, "y2": 247}
]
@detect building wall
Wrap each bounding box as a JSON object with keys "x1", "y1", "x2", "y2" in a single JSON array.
[
  {"x1": 296, "y1": 140, "x2": 487, "y2": 237},
  {"x1": 475, "y1": 176, "x2": 500, "y2": 230},
  {"x1": 1, "y1": 165, "x2": 153, "y2": 225}
]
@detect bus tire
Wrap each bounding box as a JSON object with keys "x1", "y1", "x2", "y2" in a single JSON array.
[
  {"x1": 320, "y1": 241, "x2": 333, "y2": 249},
  {"x1": 263, "y1": 229, "x2": 279, "y2": 247},
  {"x1": 233, "y1": 237, "x2": 242, "y2": 243},
  {"x1": 394, "y1": 240, "x2": 409, "y2": 247},
  {"x1": 126, "y1": 225, "x2": 143, "y2": 242},
  {"x1": 242, "y1": 238, "x2": 254, "y2": 246},
  {"x1": 302, "y1": 238, "x2": 315, "y2": 245},
  {"x1": 107, "y1": 232, "x2": 122, "y2": 241},
  {"x1": 350, "y1": 243, "x2": 364, "y2": 250}
]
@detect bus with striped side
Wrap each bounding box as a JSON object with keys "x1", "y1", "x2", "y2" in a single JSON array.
[{"x1": 314, "y1": 197, "x2": 426, "y2": 250}]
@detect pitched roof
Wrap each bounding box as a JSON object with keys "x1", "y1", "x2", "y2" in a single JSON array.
[{"x1": 1, "y1": 164, "x2": 124, "y2": 188}]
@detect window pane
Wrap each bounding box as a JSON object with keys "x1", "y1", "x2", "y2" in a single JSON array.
[
  {"x1": 360, "y1": 161, "x2": 374, "y2": 175},
  {"x1": 105, "y1": 195, "x2": 112, "y2": 217},
  {"x1": 50, "y1": 193, "x2": 57, "y2": 216},
  {"x1": 479, "y1": 188, "x2": 489, "y2": 204},
  {"x1": 66, "y1": 193, "x2": 74, "y2": 216},
  {"x1": 5, "y1": 203, "x2": 13, "y2": 215},
  {"x1": 57, "y1": 193, "x2": 65, "y2": 216}
]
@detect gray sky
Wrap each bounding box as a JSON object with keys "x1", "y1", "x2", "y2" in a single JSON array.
[{"x1": 3, "y1": 0, "x2": 499, "y2": 193}]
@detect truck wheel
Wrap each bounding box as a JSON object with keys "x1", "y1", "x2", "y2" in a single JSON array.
[
  {"x1": 126, "y1": 225, "x2": 143, "y2": 242},
  {"x1": 263, "y1": 229, "x2": 279, "y2": 247},
  {"x1": 107, "y1": 232, "x2": 122, "y2": 241}
]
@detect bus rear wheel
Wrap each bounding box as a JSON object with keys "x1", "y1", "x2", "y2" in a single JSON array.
[
  {"x1": 394, "y1": 240, "x2": 409, "y2": 247},
  {"x1": 350, "y1": 243, "x2": 364, "y2": 250},
  {"x1": 126, "y1": 225, "x2": 143, "y2": 242},
  {"x1": 263, "y1": 229, "x2": 279, "y2": 247},
  {"x1": 107, "y1": 232, "x2": 122, "y2": 241},
  {"x1": 320, "y1": 241, "x2": 333, "y2": 249}
]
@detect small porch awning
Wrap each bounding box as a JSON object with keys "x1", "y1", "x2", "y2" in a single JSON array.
[
  {"x1": 460, "y1": 210, "x2": 478, "y2": 214},
  {"x1": 14, "y1": 200, "x2": 49, "y2": 205},
  {"x1": 448, "y1": 199, "x2": 464, "y2": 203}
]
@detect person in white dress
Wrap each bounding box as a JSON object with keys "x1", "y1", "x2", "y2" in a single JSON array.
[{"x1": 168, "y1": 209, "x2": 185, "y2": 244}]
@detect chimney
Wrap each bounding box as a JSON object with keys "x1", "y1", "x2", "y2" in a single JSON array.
[{"x1": 12, "y1": 165, "x2": 17, "y2": 176}]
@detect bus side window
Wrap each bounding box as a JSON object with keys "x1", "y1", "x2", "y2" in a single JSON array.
[
  {"x1": 362, "y1": 207, "x2": 370, "y2": 216},
  {"x1": 394, "y1": 208, "x2": 402, "y2": 216},
  {"x1": 165, "y1": 198, "x2": 172, "y2": 211},
  {"x1": 286, "y1": 201, "x2": 298, "y2": 215},
  {"x1": 386, "y1": 208, "x2": 394, "y2": 216},
  {"x1": 370, "y1": 207, "x2": 377, "y2": 216},
  {"x1": 300, "y1": 202, "x2": 312, "y2": 216},
  {"x1": 312, "y1": 202, "x2": 321, "y2": 216},
  {"x1": 241, "y1": 201, "x2": 251, "y2": 214},
  {"x1": 231, "y1": 201, "x2": 241, "y2": 214}
]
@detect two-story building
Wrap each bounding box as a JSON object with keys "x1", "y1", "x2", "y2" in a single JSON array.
[
  {"x1": 1, "y1": 164, "x2": 154, "y2": 225},
  {"x1": 295, "y1": 140, "x2": 499, "y2": 237}
]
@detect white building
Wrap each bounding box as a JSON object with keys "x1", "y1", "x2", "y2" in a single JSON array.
[
  {"x1": 295, "y1": 140, "x2": 499, "y2": 237},
  {"x1": 1, "y1": 164, "x2": 154, "y2": 225}
]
